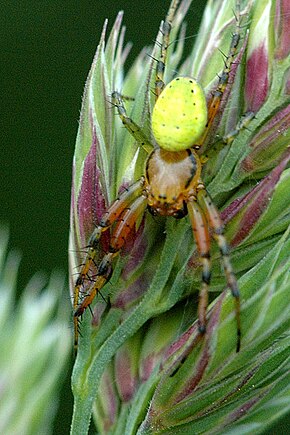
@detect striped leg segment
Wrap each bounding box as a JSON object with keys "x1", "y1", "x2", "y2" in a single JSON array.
[
  {"x1": 100, "y1": 179, "x2": 145, "y2": 228},
  {"x1": 195, "y1": 1, "x2": 241, "y2": 150},
  {"x1": 73, "y1": 226, "x2": 103, "y2": 350},
  {"x1": 109, "y1": 195, "x2": 148, "y2": 252},
  {"x1": 222, "y1": 111, "x2": 255, "y2": 145},
  {"x1": 74, "y1": 179, "x2": 143, "y2": 305},
  {"x1": 73, "y1": 179, "x2": 145, "y2": 350},
  {"x1": 74, "y1": 195, "x2": 147, "y2": 317},
  {"x1": 111, "y1": 92, "x2": 153, "y2": 153},
  {"x1": 155, "y1": 0, "x2": 181, "y2": 99},
  {"x1": 197, "y1": 188, "x2": 241, "y2": 352},
  {"x1": 201, "y1": 111, "x2": 255, "y2": 162},
  {"x1": 74, "y1": 253, "x2": 115, "y2": 319},
  {"x1": 187, "y1": 199, "x2": 211, "y2": 335}
]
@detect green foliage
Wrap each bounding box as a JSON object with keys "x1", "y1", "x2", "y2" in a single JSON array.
[{"x1": 70, "y1": 0, "x2": 290, "y2": 433}]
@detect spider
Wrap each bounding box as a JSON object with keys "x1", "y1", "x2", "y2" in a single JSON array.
[{"x1": 73, "y1": 0, "x2": 242, "y2": 353}]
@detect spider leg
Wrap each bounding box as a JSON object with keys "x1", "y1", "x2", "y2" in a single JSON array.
[
  {"x1": 195, "y1": 0, "x2": 242, "y2": 151},
  {"x1": 187, "y1": 199, "x2": 211, "y2": 335},
  {"x1": 111, "y1": 91, "x2": 153, "y2": 153},
  {"x1": 155, "y1": 0, "x2": 181, "y2": 99},
  {"x1": 74, "y1": 194, "x2": 147, "y2": 320},
  {"x1": 73, "y1": 178, "x2": 145, "y2": 350},
  {"x1": 74, "y1": 252, "x2": 115, "y2": 319},
  {"x1": 197, "y1": 187, "x2": 241, "y2": 352},
  {"x1": 202, "y1": 110, "x2": 255, "y2": 161},
  {"x1": 222, "y1": 110, "x2": 255, "y2": 145}
]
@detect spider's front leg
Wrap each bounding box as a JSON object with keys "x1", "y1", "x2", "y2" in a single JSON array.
[
  {"x1": 73, "y1": 178, "x2": 147, "y2": 350},
  {"x1": 195, "y1": 0, "x2": 242, "y2": 151},
  {"x1": 155, "y1": 0, "x2": 181, "y2": 99},
  {"x1": 111, "y1": 92, "x2": 153, "y2": 153}
]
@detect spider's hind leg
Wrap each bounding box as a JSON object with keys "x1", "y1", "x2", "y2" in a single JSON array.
[{"x1": 198, "y1": 187, "x2": 241, "y2": 352}]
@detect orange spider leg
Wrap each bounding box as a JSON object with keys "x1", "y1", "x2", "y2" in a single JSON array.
[
  {"x1": 73, "y1": 178, "x2": 145, "y2": 349},
  {"x1": 74, "y1": 254, "x2": 115, "y2": 319},
  {"x1": 195, "y1": 2, "x2": 241, "y2": 151},
  {"x1": 155, "y1": 0, "x2": 180, "y2": 99},
  {"x1": 109, "y1": 195, "x2": 147, "y2": 252},
  {"x1": 198, "y1": 188, "x2": 241, "y2": 352},
  {"x1": 187, "y1": 199, "x2": 211, "y2": 334},
  {"x1": 74, "y1": 179, "x2": 144, "y2": 303},
  {"x1": 74, "y1": 194, "x2": 147, "y2": 317}
]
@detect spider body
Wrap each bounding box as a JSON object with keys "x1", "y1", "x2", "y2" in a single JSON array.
[
  {"x1": 73, "y1": 0, "x2": 243, "y2": 353},
  {"x1": 145, "y1": 148, "x2": 201, "y2": 217}
]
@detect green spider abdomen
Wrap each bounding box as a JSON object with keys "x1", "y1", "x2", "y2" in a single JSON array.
[{"x1": 152, "y1": 77, "x2": 207, "y2": 152}]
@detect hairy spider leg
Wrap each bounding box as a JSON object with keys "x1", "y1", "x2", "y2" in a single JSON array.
[
  {"x1": 73, "y1": 226, "x2": 102, "y2": 350},
  {"x1": 74, "y1": 195, "x2": 147, "y2": 316},
  {"x1": 155, "y1": 0, "x2": 181, "y2": 99},
  {"x1": 111, "y1": 92, "x2": 153, "y2": 153},
  {"x1": 187, "y1": 199, "x2": 211, "y2": 334},
  {"x1": 198, "y1": 188, "x2": 241, "y2": 352},
  {"x1": 74, "y1": 179, "x2": 143, "y2": 298},
  {"x1": 223, "y1": 110, "x2": 255, "y2": 145},
  {"x1": 73, "y1": 178, "x2": 145, "y2": 350},
  {"x1": 195, "y1": 0, "x2": 241, "y2": 151},
  {"x1": 202, "y1": 110, "x2": 255, "y2": 162}
]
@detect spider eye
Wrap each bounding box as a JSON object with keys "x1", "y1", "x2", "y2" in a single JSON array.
[{"x1": 151, "y1": 77, "x2": 207, "y2": 152}]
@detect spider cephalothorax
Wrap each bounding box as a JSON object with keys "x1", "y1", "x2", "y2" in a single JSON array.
[
  {"x1": 73, "y1": 0, "x2": 242, "y2": 353},
  {"x1": 145, "y1": 148, "x2": 201, "y2": 217}
]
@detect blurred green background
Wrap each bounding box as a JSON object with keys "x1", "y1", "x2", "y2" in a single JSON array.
[{"x1": 1, "y1": 1, "x2": 206, "y2": 433}]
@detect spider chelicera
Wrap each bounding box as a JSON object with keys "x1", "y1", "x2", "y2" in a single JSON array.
[{"x1": 73, "y1": 0, "x2": 242, "y2": 353}]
